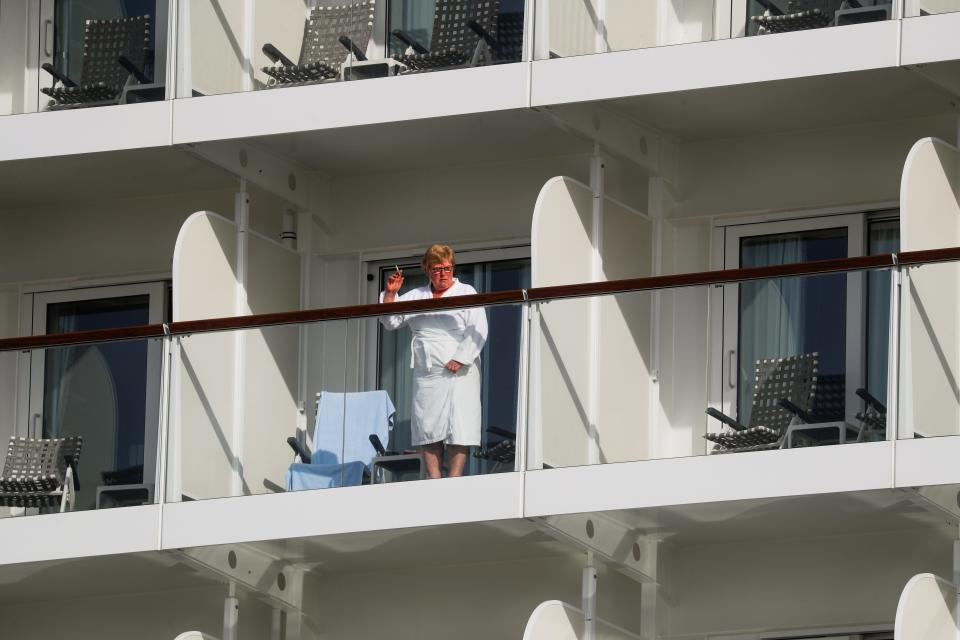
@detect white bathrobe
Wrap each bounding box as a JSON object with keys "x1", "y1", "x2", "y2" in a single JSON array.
[{"x1": 379, "y1": 279, "x2": 489, "y2": 447}]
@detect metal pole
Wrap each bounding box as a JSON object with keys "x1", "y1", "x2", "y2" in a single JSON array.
[
  {"x1": 582, "y1": 552, "x2": 597, "y2": 640},
  {"x1": 223, "y1": 582, "x2": 240, "y2": 640}
]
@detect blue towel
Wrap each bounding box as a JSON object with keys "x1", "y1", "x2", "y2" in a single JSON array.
[
  {"x1": 313, "y1": 390, "x2": 395, "y2": 469},
  {"x1": 286, "y1": 390, "x2": 395, "y2": 491},
  {"x1": 286, "y1": 460, "x2": 367, "y2": 491}
]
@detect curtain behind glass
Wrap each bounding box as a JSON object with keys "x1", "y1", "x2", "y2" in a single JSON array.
[{"x1": 737, "y1": 229, "x2": 847, "y2": 425}]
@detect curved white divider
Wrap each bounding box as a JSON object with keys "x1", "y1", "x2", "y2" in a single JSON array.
[
  {"x1": 894, "y1": 573, "x2": 957, "y2": 640},
  {"x1": 530, "y1": 177, "x2": 654, "y2": 468},
  {"x1": 522, "y1": 600, "x2": 641, "y2": 640},
  {"x1": 899, "y1": 138, "x2": 960, "y2": 438},
  {"x1": 173, "y1": 633, "x2": 219, "y2": 640},
  {"x1": 171, "y1": 211, "x2": 301, "y2": 501}
]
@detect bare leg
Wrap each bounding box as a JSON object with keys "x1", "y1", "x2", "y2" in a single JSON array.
[
  {"x1": 447, "y1": 445, "x2": 468, "y2": 477},
  {"x1": 421, "y1": 442, "x2": 443, "y2": 479}
]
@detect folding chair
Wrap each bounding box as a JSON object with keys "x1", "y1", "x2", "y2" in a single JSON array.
[
  {"x1": 704, "y1": 353, "x2": 819, "y2": 453},
  {"x1": 285, "y1": 390, "x2": 423, "y2": 490},
  {"x1": 41, "y1": 16, "x2": 153, "y2": 110},
  {"x1": 751, "y1": 0, "x2": 834, "y2": 33},
  {"x1": 0, "y1": 436, "x2": 82, "y2": 512},
  {"x1": 472, "y1": 426, "x2": 516, "y2": 473},
  {"x1": 833, "y1": 0, "x2": 891, "y2": 26},
  {"x1": 261, "y1": 1, "x2": 376, "y2": 88},
  {"x1": 392, "y1": 0, "x2": 502, "y2": 72}
]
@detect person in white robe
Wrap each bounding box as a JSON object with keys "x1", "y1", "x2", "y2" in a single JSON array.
[{"x1": 379, "y1": 244, "x2": 488, "y2": 479}]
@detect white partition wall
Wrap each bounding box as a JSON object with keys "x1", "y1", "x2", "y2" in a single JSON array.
[
  {"x1": 531, "y1": 177, "x2": 653, "y2": 468},
  {"x1": 172, "y1": 211, "x2": 301, "y2": 501},
  {"x1": 522, "y1": 601, "x2": 641, "y2": 640},
  {"x1": 899, "y1": 137, "x2": 960, "y2": 438},
  {"x1": 894, "y1": 573, "x2": 957, "y2": 640}
]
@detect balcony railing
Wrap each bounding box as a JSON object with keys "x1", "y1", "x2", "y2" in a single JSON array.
[{"x1": 1, "y1": 247, "x2": 958, "y2": 515}]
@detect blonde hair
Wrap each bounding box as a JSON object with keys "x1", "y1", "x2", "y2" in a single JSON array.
[{"x1": 421, "y1": 243, "x2": 455, "y2": 271}]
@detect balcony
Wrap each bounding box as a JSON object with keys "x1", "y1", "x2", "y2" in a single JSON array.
[{"x1": 3, "y1": 245, "x2": 958, "y2": 527}]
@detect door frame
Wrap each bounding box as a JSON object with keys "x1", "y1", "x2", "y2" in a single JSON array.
[
  {"x1": 716, "y1": 214, "x2": 865, "y2": 428},
  {"x1": 20, "y1": 281, "x2": 167, "y2": 491}
]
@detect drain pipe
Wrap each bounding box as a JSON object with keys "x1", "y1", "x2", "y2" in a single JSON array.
[
  {"x1": 281, "y1": 209, "x2": 297, "y2": 250},
  {"x1": 223, "y1": 582, "x2": 239, "y2": 640},
  {"x1": 582, "y1": 551, "x2": 597, "y2": 640}
]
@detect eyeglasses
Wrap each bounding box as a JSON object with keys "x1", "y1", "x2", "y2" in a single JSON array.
[{"x1": 429, "y1": 265, "x2": 453, "y2": 275}]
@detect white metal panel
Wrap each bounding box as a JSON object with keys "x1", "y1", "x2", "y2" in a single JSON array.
[
  {"x1": 160, "y1": 471, "x2": 524, "y2": 549},
  {"x1": 171, "y1": 63, "x2": 529, "y2": 144},
  {"x1": 524, "y1": 440, "x2": 893, "y2": 517},
  {"x1": 0, "y1": 101, "x2": 172, "y2": 162},
  {"x1": 901, "y1": 11, "x2": 960, "y2": 65},
  {"x1": 531, "y1": 20, "x2": 899, "y2": 107},
  {"x1": 895, "y1": 435, "x2": 960, "y2": 487},
  {"x1": 0, "y1": 504, "x2": 160, "y2": 565}
]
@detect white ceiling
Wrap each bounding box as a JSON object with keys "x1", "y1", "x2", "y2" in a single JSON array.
[{"x1": 610, "y1": 64, "x2": 960, "y2": 142}]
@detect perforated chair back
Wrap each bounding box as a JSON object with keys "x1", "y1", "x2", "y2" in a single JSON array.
[
  {"x1": 79, "y1": 16, "x2": 151, "y2": 91},
  {"x1": 0, "y1": 436, "x2": 83, "y2": 508},
  {"x1": 299, "y1": 2, "x2": 375, "y2": 66},
  {"x1": 748, "y1": 353, "x2": 818, "y2": 431},
  {"x1": 430, "y1": 0, "x2": 502, "y2": 53}
]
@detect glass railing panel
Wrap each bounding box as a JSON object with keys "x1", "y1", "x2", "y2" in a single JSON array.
[
  {"x1": 1, "y1": 338, "x2": 163, "y2": 517},
  {"x1": 169, "y1": 300, "x2": 522, "y2": 502},
  {"x1": 742, "y1": 0, "x2": 893, "y2": 38},
  {"x1": 535, "y1": 0, "x2": 719, "y2": 59},
  {"x1": 179, "y1": 0, "x2": 526, "y2": 100},
  {"x1": 169, "y1": 321, "x2": 317, "y2": 501},
  {"x1": 899, "y1": 259, "x2": 960, "y2": 439},
  {"x1": 905, "y1": 0, "x2": 960, "y2": 17},
  {"x1": 369, "y1": 301, "x2": 523, "y2": 481},
  {"x1": 529, "y1": 267, "x2": 896, "y2": 470}
]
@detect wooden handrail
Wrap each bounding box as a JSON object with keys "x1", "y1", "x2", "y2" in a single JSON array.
[{"x1": 2, "y1": 247, "x2": 959, "y2": 352}]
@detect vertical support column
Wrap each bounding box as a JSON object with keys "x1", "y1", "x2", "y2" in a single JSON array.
[
  {"x1": 640, "y1": 540, "x2": 659, "y2": 640},
  {"x1": 296, "y1": 210, "x2": 313, "y2": 438},
  {"x1": 532, "y1": 0, "x2": 550, "y2": 61},
  {"x1": 647, "y1": 178, "x2": 669, "y2": 460},
  {"x1": 231, "y1": 185, "x2": 250, "y2": 497},
  {"x1": 223, "y1": 582, "x2": 240, "y2": 640},
  {"x1": 582, "y1": 552, "x2": 597, "y2": 640},
  {"x1": 588, "y1": 148, "x2": 605, "y2": 465},
  {"x1": 241, "y1": 0, "x2": 256, "y2": 92},
  {"x1": 176, "y1": 0, "x2": 192, "y2": 98},
  {"x1": 891, "y1": 264, "x2": 907, "y2": 439},
  {"x1": 155, "y1": 330, "x2": 174, "y2": 541},
  {"x1": 595, "y1": 0, "x2": 609, "y2": 54}
]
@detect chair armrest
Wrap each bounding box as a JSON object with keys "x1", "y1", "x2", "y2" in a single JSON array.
[
  {"x1": 65, "y1": 455, "x2": 80, "y2": 490},
  {"x1": 262, "y1": 43, "x2": 296, "y2": 67},
  {"x1": 338, "y1": 36, "x2": 368, "y2": 61},
  {"x1": 286, "y1": 437, "x2": 311, "y2": 464},
  {"x1": 391, "y1": 30, "x2": 429, "y2": 55},
  {"x1": 705, "y1": 407, "x2": 746, "y2": 431},
  {"x1": 855, "y1": 388, "x2": 887, "y2": 414},
  {"x1": 778, "y1": 398, "x2": 812, "y2": 423},
  {"x1": 754, "y1": 0, "x2": 786, "y2": 14},
  {"x1": 118, "y1": 55, "x2": 151, "y2": 84},
  {"x1": 467, "y1": 20, "x2": 503, "y2": 55},
  {"x1": 487, "y1": 425, "x2": 515, "y2": 440},
  {"x1": 41, "y1": 63, "x2": 78, "y2": 88},
  {"x1": 369, "y1": 434, "x2": 402, "y2": 457}
]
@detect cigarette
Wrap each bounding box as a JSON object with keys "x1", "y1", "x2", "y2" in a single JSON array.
[{"x1": 394, "y1": 265, "x2": 401, "y2": 274}]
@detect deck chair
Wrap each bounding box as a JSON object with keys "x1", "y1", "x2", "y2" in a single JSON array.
[
  {"x1": 261, "y1": 1, "x2": 375, "y2": 88},
  {"x1": 472, "y1": 426, "x2": 516, "y2": 473},
  {"x1": 392, "y1": 0, "x2": 502, "y2": 73},
  {"x1": 751, "y1": 0, "x2": 834, "y2": 33},
  {"x1": 704, "y1": 353, "x2": 819, "y2": 453},
  {"x1": 41, "y1": 16, "x2": 152, "y2": 110},
  {"x1": 286, "y1": 390, "x2": 422, "y2": 490},
  {"x1": 854, "y1": 387, "x2": 887, "y2": 442},
  {"x1": 0, "y1": 436, "x2": 82, "y2": 512}
]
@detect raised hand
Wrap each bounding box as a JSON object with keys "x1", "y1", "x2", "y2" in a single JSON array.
[{"x1": 383, "y1": 269, "x2": 404, "y2": 303}]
